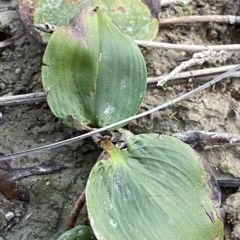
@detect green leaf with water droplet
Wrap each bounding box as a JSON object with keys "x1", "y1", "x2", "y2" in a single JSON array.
[
  {"x1": 42, "y1": 7, "x2": 146, "y2": 129},
  {"x1": 86, "y1": 134, "x2": 224, "y2": 239}
]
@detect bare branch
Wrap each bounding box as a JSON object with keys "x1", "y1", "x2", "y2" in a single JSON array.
[
  {"x1": 157, "y1": 50, "x2": 228, "y2": 86},
  {"x1": 0, "y1": 92, "x2": 46, "y2": 106},
  {"x1": 159, "y1": 15, "x2": 240, "y2": 26},
  {"x1": 67, "y1": 190, "x2": 86, "y2": 230},
  {"x1": 173, "y1": 132, "x2": 240, "y2": 149},
  {"x1": 148, "y1": 65, "x2": 240, "y2": 83},
  {"x1": 134, "y1": 40, "x2": 240, "y2": 52},
  {"x1": 0, "y1": 33, "x2": 24, "y2": 48}
]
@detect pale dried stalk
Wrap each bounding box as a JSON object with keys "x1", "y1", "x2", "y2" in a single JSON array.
[
  {"x1": 0, "y1": 65, "x2": 239, "y2": 161},
  {"x1": 157, "y1": 50, "x2": 228, "y2": 86},
  {"x1": 161, "y1": 0, "x2": 191, "y2": 5},
  {"x1": 147, "y1": 65, "x2": 240, "y2": 83},
  {"x1": 135, "y1": 40, "x2": 240, "y2": 52},
  {"x1": 166, "y1": 71, "x2": 240, "y2": 86},
  {"x1": 159, "y1": 15, "x2": 240, "y2": 26}
]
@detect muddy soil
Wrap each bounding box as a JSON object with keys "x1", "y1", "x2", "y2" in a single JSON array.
[{"x1": 0, "y1": 0, "x2": 240, "y2": 239}]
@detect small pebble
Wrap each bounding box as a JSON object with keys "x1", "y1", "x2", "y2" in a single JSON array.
[
  {"x1": 2, "y1": 219, "x2": 7, "y2": 227},
  {"x1": 15, "y1": 68, "x2": 21, "y2": 75},
  {"x1": 16, "y1": 53, "x2": 22, "y2": 58},
  {"x1": 53, "y1": 205, "x2": 59, "y2": 211},
  {"x1": 196, "y1": 0, "x2": 205, "y2": 7},
  {"x1": 15, "y1": 212, "x2": 22, "y2": 217},
  {"x1": 207, "y1": 29, "x2": 218, "y2": 41},
  {"x1": 155, "y1": 69, "x2": 162, "y2": 76},
  {"x1": 0, "y1": 83, "x2": 6, "y2": 90},
  {"x1": 5, "y1": 211, "x2": 14, "y2": 221}
]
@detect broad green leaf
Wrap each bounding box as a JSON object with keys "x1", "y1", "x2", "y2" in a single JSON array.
[
  {"x1": 18, "y1": 0, "x2": 158, "y2": 43},
  {"x1": 19, "y1": 0, "x2": 85, "y2": 43},
  {"x1": 57, "y1": 225, "x2": 96, "y2": 240},
  {"x1": 86, "y1": 134, "x2": 224, "y2": 240},
  {"x1": 93, "y1": 0, "x2": 159, "y2": 40},
  {"x1": 42, "y1": 7, "x2": 147, "y2": 129}
]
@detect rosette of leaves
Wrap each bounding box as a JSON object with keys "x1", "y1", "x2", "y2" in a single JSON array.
[
  {"x1": 42, "y1": 7, "x2": 147, "y2": 129},
  {"x1": 19, "y1": 0, "x2": 158, "y2": 43},
  {"x1": 86, "y1": 134, "x2": 224, "y2": 239}
]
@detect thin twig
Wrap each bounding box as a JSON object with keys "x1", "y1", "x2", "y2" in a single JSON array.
[
  {"x1": 67, "y1": 190, "x2": 86, "y2": 230},
  {"x1": 0, "y1": 65, "x2": 239, "y2": 161},
  {"x1": 161, "y1": 0, "x2": 191, "y2": 6},
  {"x1": 0, "y1": 33, "x2": 24, "y2": 48},
  {"x1": 204, "y1": 142, "x2": 240, "y2": 150},
  {"x1": 173, "y1": 132, "x2": 240, "y2": 149},
  {"x1": 217, "y1": 179, "x2": 240, "y2": 188},
  {"x1": 159, "y1": 15, "x2": 240, "y2": 26},
  {"x1": 1, "y1": 65, "x2": 239, "y2": 106},
  {"x1": 0, "y1": 6, "x2": 17, "y2": 12},
  {"x1": 165, "y1": 71, "x2": 240, "y2": 86},
  {"x1": 0, "y1": 92, "x2": 46, "y2": 106},
  {"x1": 66, "y1": 139, "x2": 111, "y2": 230},
  {"x1": 157, "y1": 50, "x2": 228, "y2": 86},
  {"x1": 135, "y1": 40, "x2": 240, "y2": 51},
  {"x1": 148, "y1": 65, "x2": 240, "y2": 83}
]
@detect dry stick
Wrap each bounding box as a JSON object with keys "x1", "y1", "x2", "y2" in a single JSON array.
[
  {"x1": 1, "y1": 65, "x2": 239, "y2": 106},
  {"x1": 173, "y1": 132, "x2": 240, "y2": 149},
  {"x1": 148, "y1": 65, "x2": 240, "y2": 83},
  {"x1": 217, "y1": 179, "x2": 240, "y2": 188},
  {"x1": 0, "y1": 65, "x2": 239, "y2": 162},
  {"x1": 0, "y1": 92, "x2": 46, "y2": 106},
  {"x1": 66, "y1": 143, "x2": 111, "y2": 230},
  {"x1": 165, "y1": 71, "x2": 240, "y2": 86},
  {"x1": 157, "y1": 50, "x2": 228, "y2": 86},
  {"x1": 161, "y1": 0, "x2": 191, "y2": 5},
  {"x1": 204, "y1": 142, "x2": 240, "y2": 150},
  {"x1": 67, "y1": 190, "x2": 86, "y2": 230},
  {"x1": 159, "y1": 15, "x2": 240, "y2": 26},
  {"x1": 134, "y1": 40, "x2": 240, "y2": 51},
  {"x1": 0, "y1": 33, "x2": 24, "y2": 48}
]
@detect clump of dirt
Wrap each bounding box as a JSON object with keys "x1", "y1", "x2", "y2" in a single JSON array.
[{"x1": 0, "y1": 0, "x2": 240, "y2": 239}]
